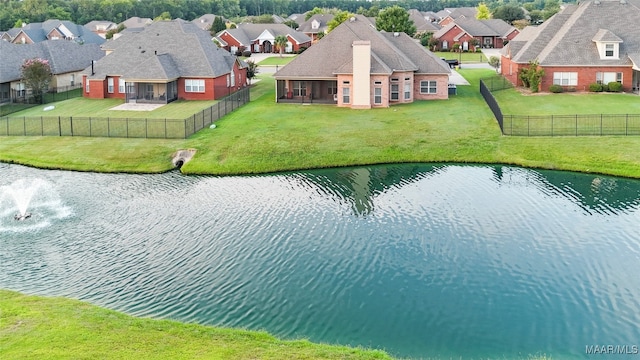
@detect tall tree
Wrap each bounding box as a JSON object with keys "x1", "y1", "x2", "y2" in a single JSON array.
[
  {"x1": 21, "y1": 58, "x2": 52, "y2": 104},
  {"x1": 476, "y1": 3, "x2": 491, "y2": 19},
  {"x1": 492, "y1": 4, "x2": 525, "y2": 24},
  {"x1": 211, "y1": 15, "x2": 226, "y2": 35},
  {"x1": 245, "y1": 59, "x2": 259, "y2": 85},
  {"x1": 376, "y1": 5, "x2": 416, "y2": 38},
  {"x1": 326, "y1": 10, "x2": 353, "y2": 32},
  {"x1": 274, "y1": 34, "x2": 288, "y2": 57}
]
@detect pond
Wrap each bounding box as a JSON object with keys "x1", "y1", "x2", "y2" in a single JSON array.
[{"x1": 1, "y1": 163, "x2": 639, "y2": 359}]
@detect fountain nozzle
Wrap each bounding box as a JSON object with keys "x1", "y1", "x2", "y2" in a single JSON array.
[{"x1": 14, "y1": 212, "x2": 32, "y2": 221}]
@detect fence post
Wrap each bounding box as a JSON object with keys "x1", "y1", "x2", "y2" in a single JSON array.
[
  {"x1": 126, "y1": 118, "x2": 129, "y2": 138},
  {"x1": 89, "y1": 117, "x2": 92, "y2": 137},
  {"x1": 58, "y1": 116, "x2": 61, "y2": 136},
  {"x1": 193, "y1": 114, "x2": 196, "y2": 134},
  {"x1": 23, "y1": 117, "x2": 26, "y2": 135},
  {"x1": 70, "y1": 116, "x2": 73, "y2": 136},
  {"x1": 575, "y1": 114, "x2": 578, "y2": 136},
  {"x1": 165, "y1": 118, "x2": 167, "y2": 139},
  {"x1": 145, "y1": 118, "x2": 148, "y2": 138},
  {"x1": 551, "y1": 115, "x2": 553, "y2": 137},
  {"x1": 41, "y1": 116, "x2": 43, "y2": 136},
  {"x1": 600, "y1": 114, "x2": 603, "y2": 136},
  {"x1": 626, "y1": 114, "x2": 629, "y2": 136},
  {"x1": 528, "y1": 115, "x2": 530, "y2": 136}
]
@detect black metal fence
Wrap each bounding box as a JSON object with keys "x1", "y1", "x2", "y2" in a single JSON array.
[
  {"x1": 479, "y1": 78, "x2": 503, "y2": 133},
  {"x1": 502, "y1": 114, "x2": 640, "y2": 136},
  {"x1": 480, "y1": 76, "x2": 640, "y2": 136},
  {"x1": 0, "y1": 87, "x2": 250, "y2": 139},
  {"x1": 1, "y1": 85, "x2": 83, "y2": 116}
]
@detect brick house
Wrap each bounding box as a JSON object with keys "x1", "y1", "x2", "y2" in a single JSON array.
[
  {"x1": 273, "y1": 15, "x2": 451, "y2": 109},
  {"x1": 501, "y1": 0, "x2": 640, "y2": 93},
  {"x1": 0, "y1": 40, "x2": 103, "y2": 103},
  {"x1": 82, "y1": 20, "x2": 247, "y2": 103},
  {"x1": 433, "y1": 18, "x2": 519, "y2": 51},
  {"x1": 436, "y1": 7, "x2": 478, "y2": 26},
  {"x1": 297, "y1": 14, "x2": 334, "y2": 43},
  {"x1": 5, "y1": 19, "x2": 105, "y2": 45},
  {"x1": 215, "y1": 23, "x2": 311, "y2": 54}
]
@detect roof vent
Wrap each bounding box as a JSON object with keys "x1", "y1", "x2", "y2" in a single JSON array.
[
  {"x1": 594, "y1": 0, "x2": 600, "y2": 4},
  {"x1": 621, "y1": 0, "x2": 627, "y2": 4},
  {"x1": 394, "y1": 32, "x2": 400, "y2": 37},
  {"x1": 349, "y1": 17, "x2": 356, "y2": 22}
]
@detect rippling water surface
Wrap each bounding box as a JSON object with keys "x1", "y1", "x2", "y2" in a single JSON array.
[{"x1": 1, "y1": 163, "x2": 640, "y2": 359}]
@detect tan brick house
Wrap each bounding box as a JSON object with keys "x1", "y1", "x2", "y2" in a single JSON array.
[{"x1": 273, "y1": 15, "x2": 451, "y2": 109}]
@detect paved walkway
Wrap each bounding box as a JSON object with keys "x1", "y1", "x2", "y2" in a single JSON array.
[{"x1": 110, "y1": 103, "x2": 165, "y2": 111}]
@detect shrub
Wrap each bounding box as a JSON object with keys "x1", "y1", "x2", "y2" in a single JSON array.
[
  {"x1": 242, "y1": 50, "x2": 252, "y2": 57},
  {"x1": 549, "y1": 84, "x2": 563, "y2": 93},
  {"x1": 607, "y1": 81, "x2": 622, "y2": 92},
  {"x1": 601, "y1": 83, "x2": 609, "y2": 92},
  {"x1": 234, "y1": 50, "x2": 243, "y2": 56},
  {"x1": 589, "y1": 83, "x2": 603, "y2": 92},
  {"x1": 296, "y1": 46, "x2": 307, "y2": 54}
]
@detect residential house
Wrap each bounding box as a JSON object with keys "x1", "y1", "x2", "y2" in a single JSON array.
[
  {"x1": 1, "y1": 32, "x2": 11, "y2": 41},
  {"x1": 84, "y1": 20, "x2": 117, "y2": 39},
  {"x1": 501, "y1": 0, "x2": 640, "y2": 92},
  {"x1": 5, "y1": 19, "x2": 105, "y2": 45},
  {"x1": 273, "y1": 15, "x2": 451, "y2": 109},
  {"x1": 0, "y1": 40, "x2": 104, "y2": 102},
  {"x1": 408, "y1": 9, "x2": 441, "y2": 36},
  {"x1": 192, "y1": 14, "x2": 226, "y2": 31},
  {"x1": 119, "y1": 17, "x2": 152, "y2": 31},
  {"x1": 287, "y1": 13, "x2": 306, "y2": 27},
  {"x1": 83, "y1": 20, "x2": 247, "y2": 103},
  {"x1": 297, "y1": 14, "x2": 334, "y2": 43},
  {"x1": 437, "y1": 7, "x2": 478, "y2": 26},
  {"x1": 433, "y1": 18, "x2": 519, "y2": 51},
  {"x1": 215, "y1": 23, "x2": 311, "y2": 54}
]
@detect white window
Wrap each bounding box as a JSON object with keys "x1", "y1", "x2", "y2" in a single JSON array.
[
  {"x1": 553, "y1": 72, "x2": 577, "y2": 86},
  {"x1": 107, "y1": 77, "x2": 114, "y2": 93},
  {"x1": 404, "y1": 82, "x2": 411, "y2": 100},
  {"x1": 185, "y1": 79, "x2": 205, "y2": 92},
  {"x1": 285, "y1": 41, "x2": 292, "y2": 53},
  {"x1": 86, "y1": 81, "x2": 89, "y2": 93},
  {"x1": 342, "y1": 87, "x2": 350, "y2": 104},
  {"x1": 442, "y1": 40, "x2": 448, "y2": 50},
  {"x1": 390, "y1": 84, "x2": 399, "y2": 101},
  {"x1": 463, "y1": 41, "x2": 468, "y2": 51},
  {"x1": 328, "y1": 82, "x2": 337, "y2": 95},
  {"x1": 596, "y1": 72, "x2": 622, "y2": 84},
  {"x1": 374, "y1": 87, "x2": 382, "y2": 104},
  {"x1": 231, "y1": 71, "x2": 235, "y2": 87},
  {"x1": 420, "y1": 80, "x2": 437, "y2": 94},
  {"x1": 70, "y1": 74, "x2": 75, "y2": 86},
  {"x1": 293, "y1": 81, "x2": 306, "y2": 96},
  {"x1": 226, "y1": 75, "x2": 230, "y2": 87},
  {"x1": 605, "y1": 44, "x2": 614, "y2": 57},
  {"x1": 118, "y1": 78, "x2": 125, "y2": 93}
]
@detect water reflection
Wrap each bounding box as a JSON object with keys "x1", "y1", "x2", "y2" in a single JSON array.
[{"x1": 1, "y1": 163, "x2": 639, "y2": 360}]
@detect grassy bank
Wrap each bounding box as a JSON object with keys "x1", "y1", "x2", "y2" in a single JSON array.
[
  {"x1": 1, "y1": 70, "x2": 640, "y2": 178},
  {"x1": 0, "y1": 290, "x2": 390, "y2": 360}
]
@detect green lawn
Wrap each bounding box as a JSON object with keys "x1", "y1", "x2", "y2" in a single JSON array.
[
  {"x1": 435, "y1": 51, "x2": 488, "y2": 63},
  {"x1": 0, "y1": 290, "x2": 391, "y2": 360},
  {"x1": 494, "y1": 87, "x2": 640, "y2": 115},
  {"x1": 256, "y1": 55, "x2": 296, "y2": 66},
  {"x1": 2, "y1": 69, "x2": 640, "y2": 178},
  {"x1": 10, "y1": 97, "x2": 218, "y2": 119}
]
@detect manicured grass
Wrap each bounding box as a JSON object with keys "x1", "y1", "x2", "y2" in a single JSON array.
[
  {"x1": 10, "y1": 97, "x2": 218, "y2": 119},
  {"x1": 494, "y1": 87, "x2": 640, "y2": 115},
  {"x1": 0, "y1": 289, "x2": 391, "y2": 360},
  {"x1": 0, "y1": 103, "x2": 36, "y2": 117},
  {"x1": 2, "y1": 69, "x2": 640, "y2": 178},
  {"x1": 256, "y1": 55, "x2": 296, "y2": 66},
  {"x1": 435, "y1": 51, "x2": 488, "y2": 63}
]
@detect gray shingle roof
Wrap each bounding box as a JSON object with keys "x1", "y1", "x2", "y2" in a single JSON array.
[
  {"x1": 233, "y1": 23, "x2": 311, "y2": 44},
  {"x1": 0, "y1": 40, "x2": 104, "y2": 83},
  {"x1": 408, "y1": 9, "x2": 440, "y2": 33},
  {"x1": 274, "y1": 15, "x2": 450, "y2": 79},
  {"x1": 6, "y1": 19, "x2": 106, "y2": 44},
  {"x1": 119, "y1": 17, "x2": 152, "y2": 30},
  {"x1": 297, "y1": 14, "x2": 334, "y2": 34},
  {"x1": 84, "y1": 20, "x2": 240, "y2": 81},
  {"x1": 435, "y1": 18, "x2": 516, "y2": 39},
  {"x1": 507, "y1": 0, "x2": 640, "y2": 66}
]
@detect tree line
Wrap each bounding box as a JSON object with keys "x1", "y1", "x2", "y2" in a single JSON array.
[
  {"x1": 0, "y1": 0, "x2": 566, "y2": 32},
  {"x1": 0, "y1": 0, "x2": 483, "y2": 30}
]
